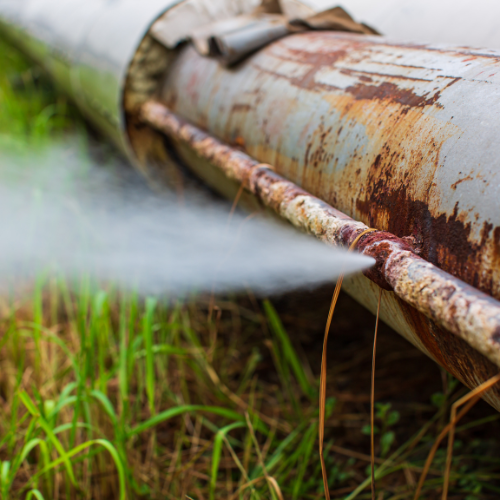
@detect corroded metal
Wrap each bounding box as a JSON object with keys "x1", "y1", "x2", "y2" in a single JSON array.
[
  {"x1": 160, "y1": 33, "x2": 500, "y2": 302},
  {"x1": 141, "y1": 100, "x2": 500, "y2": 371},
  {"x1": 157, "y1": 34, "x2": 500, "y2": 409}
]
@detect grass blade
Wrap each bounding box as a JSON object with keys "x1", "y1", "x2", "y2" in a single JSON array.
[
  {"x1": 292, "y1": 422, "x2": 318, "y2": 500},
  {"x1": 26, "y1": 489, "x2": 45, "y2": 500},
  {"x1": 19, "y1": 391, "x2": 76, "y2": 485},
  {"x1": 90, "y1": 390, "x2": 119, "y2": 429},
  {"x1": 1, "y1": 461, "x2": 10, "y2": 499},
  {"x1": 119, "y1": 296, "x2": 129, "y2": 416},
  {"x1": 263, "y1": 300, "x2": 315, "y2": 399},
  {"x1": 12, "y1": 438, "x2": 49, "y2": 478},
  {"x1": 210, "y1": 422, "x2": 246, "y2": 500},
  {"x1": 128, "y1": 405, "x2": 265, "y2": 437},
  {"x1": 143, "y1": 297, "x2": 158, "y2": 415}
]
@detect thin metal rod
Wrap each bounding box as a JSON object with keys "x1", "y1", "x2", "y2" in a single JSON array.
[{"x1": 140, "y1": 100, "x2": 500, "y2": 369}]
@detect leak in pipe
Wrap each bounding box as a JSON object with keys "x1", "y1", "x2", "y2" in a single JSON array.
[{"x1": 140, "y1": 99, "x2": 500, "y2": 370}]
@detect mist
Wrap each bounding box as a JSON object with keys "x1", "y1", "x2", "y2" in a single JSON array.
[{"x1": 0, "y1": 141, "x2": 374, "y2": 296}]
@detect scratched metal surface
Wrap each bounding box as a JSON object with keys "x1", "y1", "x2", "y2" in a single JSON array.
[{"x1": 160, "y1": 33, "x2": 500, "y2": 409}]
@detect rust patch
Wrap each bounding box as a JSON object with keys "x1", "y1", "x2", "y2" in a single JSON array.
[
  {"x1": 398, "y1": 298, "x2": 500, "y2": 407},
  {"x1": 233, "y1": 136, "x2": 246, "y2": 148},
  {"x1": 262, "y1": 41, "x2": 359, "y2": 92},
  {"x1": 231, "y1": 103, "x2": 253, "y2": 113},
  {"x1": 354, "y1": 232, "x2": 413, "y2": 291},
  {"x1": 357, "y1": 177, "x2": 498, "y2": 296},
  {"x1": 345, "y1": 81, "x2": 441, "y2": 108},
  {"x1": 358, "y1": 75, "x2": 372, "y2": 83},
  {"x1": 494, "y1": 227, "x2": 500, "y2": 249},
  {"x1": 451, "y1": 174, "x2": 474, "y2": 190},
  {"x1": 279, "y1": 46, "x2": 350, "y2": 67},
  {"x1": 303, "y1": 121, "x2": 335, "y2": 184}
]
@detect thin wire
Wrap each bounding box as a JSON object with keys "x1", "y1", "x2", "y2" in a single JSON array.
[
  {"x1": 319, "y1": 228, "x2": 377, "y2": 500},
  {"x1": 371, "y1": 289, "x2": 383, "y2": 500}
]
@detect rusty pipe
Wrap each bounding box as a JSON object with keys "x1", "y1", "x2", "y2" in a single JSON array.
[
  {"x1": 156, "y1": 32, "x2": 500, "y2": 412},
  {"x1": 141, "y1": 100, "x2": 500, "y2": 369}
]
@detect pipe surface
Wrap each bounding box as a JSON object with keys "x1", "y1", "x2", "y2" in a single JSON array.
[
  {"x1": 160, "y1": 34, "x2": 500, "y2": 302},
  {"x1": 158, "y1": 34, "x2": 500, "y2": 409}
]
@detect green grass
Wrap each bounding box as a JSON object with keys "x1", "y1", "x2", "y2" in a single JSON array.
[
  {"x1": 0, "y1": 280, "x2": 338, "y2": 499},
  {"x1": 0, "y1": 39, "x2": 80, "y2": 150},
  {"x1": 1, "y1": 36, "x2": 500, "y2": 500}
]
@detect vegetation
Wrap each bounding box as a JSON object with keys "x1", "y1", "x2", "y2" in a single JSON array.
[{"x1": 1, "y1": 37, "x2": 500, "y2": 500}]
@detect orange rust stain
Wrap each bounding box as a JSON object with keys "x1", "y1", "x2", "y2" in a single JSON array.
[
  {"x1": 281, "y1": 46, "x2": 350, "y2": 67},
  {"x1": 310, "y1": 89, "x2": 500, "y2": 298},
  {"x1": 231, "y1": 103, "x2": 253, "y2": 113},
  {"x1": 233, "y1": 136, "x2": 246, "y2": 148},
  {"x1": 345, "y1": 81, "x2": 442, "y2": 108},
  {"x1": 451, "y1": 174, "x2": 474, "y2": 190}
]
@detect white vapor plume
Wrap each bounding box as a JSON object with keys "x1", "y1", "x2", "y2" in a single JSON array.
[{"x1": 0, "y1": 142, "x2": 374, "y2": 295}]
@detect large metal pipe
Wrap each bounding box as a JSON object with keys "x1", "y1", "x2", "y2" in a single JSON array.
[
  {"x1": 160, "y1": 34, "x2": 500, "y2": 301},
  {"x1": 159, "y1": 33, "x2": 500, "y2": 408},
  {"x1": 2, "y1": 0, "x2": 500, "y2": 408}
]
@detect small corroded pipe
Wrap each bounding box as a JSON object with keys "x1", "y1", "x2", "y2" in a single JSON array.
[{"x1": 140, "y1": 100, "x2": 500, "y2": 368}]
